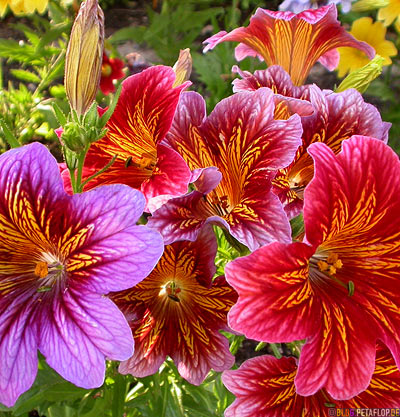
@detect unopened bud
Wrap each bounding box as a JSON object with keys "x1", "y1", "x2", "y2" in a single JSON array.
[
  {"x1": 172, "y1": 48, "x2": 192, "y2": 87},
  {"x1": 61, "y1": 122, "x2": 87, "y2": 152},
  {"x1": 336, "y1": 55, "x2": 385, "y2": 94},
  {"x1": 65, "y1": 0, "x2": 104, "y2": 116},
  {"x1": 352, "y1": 0, "x2": 388, "y2": 12}
]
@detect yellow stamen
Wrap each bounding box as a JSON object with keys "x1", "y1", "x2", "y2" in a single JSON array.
[{"x1": 34, "y1": 261, "x2": 48, "y2": 279}]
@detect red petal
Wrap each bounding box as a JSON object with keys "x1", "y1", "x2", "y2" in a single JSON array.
[
  {"x1": 225, "y1": 241, "x2": 317, "y2": 342},
  {"x1": 83, "y1": 66, "x2": 190, "y2": 202}
]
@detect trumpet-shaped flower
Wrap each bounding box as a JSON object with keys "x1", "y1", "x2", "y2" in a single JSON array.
[
  {"x1": 100, "y1": 52, "x2": 125, "y2": 95},
  {"x1": 0, "y1": 143, "x2": 163, "y2": 407},
  {"x1": 337, "y1": 17, "x2": 397, "y2": 77},
  {"x1": 148, "y1": 88, "x2": 304, "y2": 251},
  {"x1": 225, "y1": 136, "x2": 400, "y2": 399},
  {"x1": 111, "y1": 228, "x2": 237, "y2": 384},
  {"x1": 203, "y1": 5, "x2": 374, "y2": 85},
  {"x1": 222, "y1": 344, "x2": 400, "y2": 417},
  {"x1": 233, "y1": 65, "x2": 389, "y2": 218},
  {"x1": 0, "y1": 0, "x2": 48, "y2": 15},
  {"x1": 78, "y1": 66, "x2": 191, "y2": 208}
]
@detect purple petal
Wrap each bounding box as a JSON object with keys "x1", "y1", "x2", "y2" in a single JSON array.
[{"x1": 37, "y1": 291, "x2": 134, "y2": 389}]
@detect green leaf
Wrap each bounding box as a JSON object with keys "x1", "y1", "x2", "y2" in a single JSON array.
[
  {"x1": 10, "y1": 69, "x2": 41, "y2": 83},
  {"x1": 0, "y1": 119, "x2": 19, "y2": 148},
  {"x1": 112, "y1": 373, "x2": 127, "y2": 417}
]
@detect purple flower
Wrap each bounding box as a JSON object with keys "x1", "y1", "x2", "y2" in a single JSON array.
[
  {"x1": 279, "y1": 0, "x2": 354, "y2": 13},
  {"x1": 0, "y1": 143, "x2": 163, "y2": 407}
]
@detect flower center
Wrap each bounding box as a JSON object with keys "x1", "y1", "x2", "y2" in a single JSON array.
[
  {"x1": 159, "y1": 281, "x2": 182, "y2": 302},
  {"x1": 202, "y1": 193, "x2": 231, "y2": 217},
  {"x1": 309, "y1": 251, "x2": 355, "y2": 296},
  {"x1": 34, "y1": 253, "x2": 65, "y2": 292},
  {"x1": 101, "y1": 63, "x2": 112, "y2": 77}
]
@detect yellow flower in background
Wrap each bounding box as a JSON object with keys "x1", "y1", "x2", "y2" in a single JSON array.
[
  {"x1": 378, "y1": 0, "x2": 400, "y2": 26},
  {"x1": 337, "y1": 17, "x2": 397, "y2": 77},
  {"x1": 0, "y1": 0, "x2": 48, "y2": 16}
]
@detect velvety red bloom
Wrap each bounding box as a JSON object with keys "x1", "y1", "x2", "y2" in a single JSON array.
[
  {"x1": 222, "y1": 344, "x2": 400, "y2": 417},
  {"x1": 234, "y1": 65, "x2": 390, "y2": 218},
  {"x1": 204, "y1": 5, "x2": 374, "y2": 85},
  {"x1": 225, "y1": 136, "x2": 400, "y2": 400},
  {"x1": 79, "y1": 66, "x2": 191, "y2": 209},
  {"x1": 100, "y1": 52, "x2": 125, "y2": 95},
  {"x1": 111, "y1": 228, "x2": 237, "y2": 384},
  {"x1": 148, "y1": 88, "x2": 304, "y2": 251}
]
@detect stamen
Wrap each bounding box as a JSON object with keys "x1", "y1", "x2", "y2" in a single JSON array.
[
  {"x1": 34, "y1": 261, "x2": 48, "y2": 279},
  {"x1": 159, "y1": 281, "x2": 182, "y2": 302}
]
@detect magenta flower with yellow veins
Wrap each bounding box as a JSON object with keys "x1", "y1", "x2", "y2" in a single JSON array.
[
  {"x1": 0, "y1": 143, "x2": 163, "y2": 407},
  {"x1": 233, "y1": 65, "x2": 390, "y2": 218},
  {"x1": 203, "y1": 5, "x2": 374, "y2": 85},
  {"x1": 226, "y1": 136, "x2": 400, "y2": 400},
  {"x1": 337, "y1": 17, "x2": 397, "y2": 77},
  {"x1": 111, "y1": 228, "x2": 237, "y2": 384},
  {"x1": 148, "y1": 88, "x2": 304, "y2": 251}
]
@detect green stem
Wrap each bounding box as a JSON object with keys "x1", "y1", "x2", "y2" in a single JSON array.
[
  {"x1": 269, "y1": 343, "x2": 282, "y2": 359},
  {"x1": 80, "y1": 154, "x2": 118, "y2": 190},
  {"x1": 75, "y1": 145, "x2": 90, "y2": 194}
]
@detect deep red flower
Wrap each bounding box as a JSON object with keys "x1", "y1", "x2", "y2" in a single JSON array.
[
  {"x1": 234, "y1": 65, "x2": 390, "y2": 218},
  {"x1": 148, "y1": 88, "x2": 304, "y2": 251},
  {"x1": 225, "y1": 136, "x2": 400, "y2": 399},
  {"x1": 100, "y1": 52, "x2": 125, "y2": 95},
  {"x1": 111, "y1": 228, "x2": 237, "y2": 384},
  {"x1": 204, "y1": 5, "x2": 374, "y2": 85},
  {"x1": 222, "y1": 344, "x2": 400, "y2": 417},
  {"x1": 79, "y1": 66, "x2": 191, "y2": 209}
]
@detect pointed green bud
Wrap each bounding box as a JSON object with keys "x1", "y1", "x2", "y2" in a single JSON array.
[
  {"x1": 352, "y1": 0, "x2": 389, "y2": 12},
  {"x1": 335, "y1": 55, "x2": 385, "y2": 94}
]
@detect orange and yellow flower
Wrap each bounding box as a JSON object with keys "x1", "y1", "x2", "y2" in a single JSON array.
[
  {"x1": 337, "y1": 17, "x2": 397, "y2": 77},
  {"x1": 203, "y1": 5, "x2": 374, "y2": 85}
]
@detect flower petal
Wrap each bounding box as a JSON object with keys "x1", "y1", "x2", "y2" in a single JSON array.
[
  {"x1": 226, "y1": 241, "x2": 317, "y2": 342},
  {"x1": 38, "y1": 291, "x2": 134, "y2": 388},
  {"x1": 0, "y1": 294, "x2": 37, "y2": 407}
]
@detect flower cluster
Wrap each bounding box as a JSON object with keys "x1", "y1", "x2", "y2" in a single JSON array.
[{"x1": 1, "y1": 0, "x2": 400, "y2": 415}]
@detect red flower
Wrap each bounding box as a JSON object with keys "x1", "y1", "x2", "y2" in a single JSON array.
[
  {"x1": 225, "y1": 136, "x2": 400, "y2": 399},
  {"x1": 233, "y1": 65, "x2": 390, "y2": 218},
  {"x1": 100, "y1": 52, "x2": 125, "y2": 95},
  {"x1": 148, "y1": 88, "x2": 304, "y2": 250},
  {"x1": 222, "y1": 344, "x2": 400, "y2": 417},
  {"x1": 111, "y1": 228, "x2": 237, "y2": 384},
  {"x1": 80, "y1": 66, "x2": 191, "y2": 209},
  {"x1": 204, "y1": 5, "x2": 374, "y2": 85}
]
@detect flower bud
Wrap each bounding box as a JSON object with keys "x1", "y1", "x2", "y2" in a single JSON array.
[
  {"x1": 172, "y1": 48, "x2": 192, "y2": 87},
  {"x1": 65, "y1": 0, "x2": 104, "y2": 116},
  {"x1": 336, "y1": 55, "x2": 385, "y2": 94}
]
